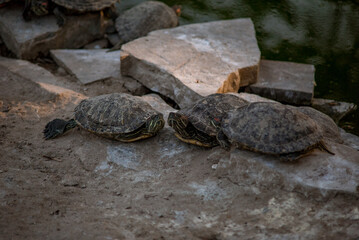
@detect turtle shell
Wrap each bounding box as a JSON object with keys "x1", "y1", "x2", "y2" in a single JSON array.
[
  {"x1": 74, "y1": 93, "x2": 162, "y2": 136},
  {"x1": 115, "y1": 1, "x2": 178, "y2": 43},
  {"x1": 293, "y1": 106, "x2": 343, "y2": 143},
  {"x1": 178, "y1": 93, "x2": 248, "y2": 136},
  {"x1": 222, "y1": 102, "x2": 324, "y2": 155},
  {"x1": 52, "y1": 0, "x2": 118, "y2": 11}
]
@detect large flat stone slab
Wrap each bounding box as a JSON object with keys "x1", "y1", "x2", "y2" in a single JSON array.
[
  {"x1": 0, "y1": 5, "x2": 108, "y2": 59},
  {"x1": 50, "y1": 49, "x2": 122, "y2": 84},
  {"x1": 217, "y1": 142, "x2": 359, "y2": 198},
  {"x1": 246, "y1": 60, "x2": 315, "y2": 105},
  {"x1": 0, "y1": 56, "x2": 81, "y2": 98},
  {"x1": 121, "y1": 18, "x2": 261, "y2": 108}
]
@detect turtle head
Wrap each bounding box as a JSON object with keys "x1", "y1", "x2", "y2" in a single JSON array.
[
  {"x1": 146, "y1": 114, "x2": 165, "y2": 134},
  {"x1": 167, "y1": 112, "x2": 191, "y2": 138},
  {"x1": 31, "y1": 0, "x2": 49, "y2": 16},
  {"x1": 167, "y1": 112, "x2": 188, "y2": 129}
]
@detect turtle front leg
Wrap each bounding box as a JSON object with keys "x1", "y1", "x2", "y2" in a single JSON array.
[
  {"x1": 53, "y1": 6, "x2": 66, "y2": 27},
  {"x1": 43, "y1": 119, "x2": 77, "y2": 139},
  {"x1": 216, "y1": 129, "x2": 231, "y2": 151}
]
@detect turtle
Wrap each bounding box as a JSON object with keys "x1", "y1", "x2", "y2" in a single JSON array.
[
  {"x1": 292, "y1": 106, "x2": 343, "y2": 144},
  {"x1": 167, "y1": 93, "x2": 248, "y2": 149},
  {"x1": 110, "y1": 1, "x2": 179, "y2": 51},
  {"x1": 220, "y1": 102, "x2": 334, "y2": 161},
  {"x1": 43, "y1": 93, "x2": 165, "y2": 142},
  {"x1": 22, "y1": 0, "x2": 119, "y2": 26}
]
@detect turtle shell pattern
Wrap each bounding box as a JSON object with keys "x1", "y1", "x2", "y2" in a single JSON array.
[
  {"x1": 74, "y1": 93, "x2": 162, "y2": 137},
  {"x1": 115, "y1": 1, "x2": 178, "y2": 43},
  {"x1": 293, "y1": 106, "x2": 343, "y2": 143},
  {"x1": 179, "y1": 93, "x2": 248, "y2": 136},
  {"x1": 222, "y1": 102, "x2": 324, "y2": 155},
  {"x1": 52, "y1": 0, "x2": 118, "y2": 11}
]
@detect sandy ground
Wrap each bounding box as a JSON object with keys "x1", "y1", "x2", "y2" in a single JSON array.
[{"x1": 0, "y1": 59, "x2": 359, "y2": 240}]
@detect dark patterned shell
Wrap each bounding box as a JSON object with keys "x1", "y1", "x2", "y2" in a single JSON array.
[
  {"x1": 52, "y1": 0, "x2": 118, "y2": 11},
  {"x1": 179, "y1": 93, "x2": 248, "y2": 136},
  {"x1": 222, "y1": 102, "x2": 323, "y2": 154},
  {"x1": 294, "y1": 106, "x2": 343, "y2": 143},
  {"x1": 74, "y1": 93, "x2": 161, "y2": 135},
  {"x1": 115, "y1": 1, "x2": 178, "y2": 43}
]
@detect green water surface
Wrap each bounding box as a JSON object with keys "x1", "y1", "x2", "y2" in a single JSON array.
[{"x1": 120, "y1": 0, "x2": 359, "y2": 136}]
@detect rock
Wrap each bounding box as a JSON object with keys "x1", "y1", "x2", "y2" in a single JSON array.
[
  {"x1": 89, "y1": 94, "x2": 359, "y2": 198},
  {"x1": 115, "y1": 1, "x2": 178, "y2": 45},
  {"x1": 50, "y1": 49, "x2": 121, "y2": 84},
  {"x1": 83, "y1": 39, "x2": 109, "y2": 49},
  {"x1": 106, "y1": 33, "x2": 121, "y2": 46},
  {"x1": 311, "y1": 98, "x2": 357, "y2": 123},
  {"x1": 61, "y1": 174, "x2": 80, "y2": 187},
  {"x1": 0, "y1": 64, "x2": 56, "y2": 103},
  {"x1": 234, "y1": 92, "x2": 277, "y2": 103},
  {"x1": 340, "y1": 128, "x2": 359, "y2": 151},
  {"x1": 121, "y1": 18, "x2": 261, "y2": 108},
  {"x1": 246, "y1": 60, "x2": 315, "y2": 105},
  {"x1": 0, "y1": 56, "x2": 81, "y2": 97},
  {"x1": 216, "y1": 142, "x2": 359, "y2": 197},
  {"x1": 123, "y1": 78, "x2": 150, "y2": 96},
  {"x1": 0, "y1": 5, "x2": 109, "y2": 59}
]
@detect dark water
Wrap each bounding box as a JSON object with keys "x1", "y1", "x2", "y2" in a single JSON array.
[{"x1": 120, "y1": 0, "x2": 359, "y2": 136}]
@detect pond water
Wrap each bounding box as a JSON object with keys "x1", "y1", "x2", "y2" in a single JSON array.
[{"x1": 120, "y1": 0, "x2": 359, "y2": 136}]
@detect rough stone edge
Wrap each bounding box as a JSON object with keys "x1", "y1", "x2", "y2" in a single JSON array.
[
  {"x1": 0, "y1": 56, "x2": 82, "y2": 99},
  {"x1": 246, "y1": 85, "x2": 313, "y2": 105},
  {"x1": 121, "y1": 51, "x2": 203, "y2": 108},
  {"x1": 0, "y1": 12, "x2": 106, "y2": 59}
]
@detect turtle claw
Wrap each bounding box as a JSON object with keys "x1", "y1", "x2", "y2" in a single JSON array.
[
  {"x1": 217, "y1": 129, "x2": 231, "y2": 151},
  {"x1": 43, "y1": 119, "x2": 68, "y2": 140}
]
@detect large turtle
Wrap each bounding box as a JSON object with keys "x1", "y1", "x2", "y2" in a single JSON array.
[
  {"x1": 167, "y1": 93, "x2": 248, "y2": 149},
  {"x1": 22, "y1": 0, "x2": 119, "y2": 26},
  {"x1": 293, "y1": 106, "x2": 343, "y2": 143},
  {"x1": 220, "y1": 102, "x2": 334, "y2": 161},
  {"x1": 43, "y1": 93, "x2": 165, "y2": 142}
]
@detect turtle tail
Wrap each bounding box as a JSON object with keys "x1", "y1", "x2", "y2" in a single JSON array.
[
  {"x1": 43, "y1": 119, "x2": 77, "y2": 140},
  {"x1": 318, "y1": 140, "x2": 335, "y2": 155}
]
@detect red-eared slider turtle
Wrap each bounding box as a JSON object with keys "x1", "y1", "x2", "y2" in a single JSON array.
[
  {"x1": 43, "y1": 93, "x2": 165, "y2": 142},
  {"x1": 167, "y1": 93, "x2": 248, "y2": 149},
  {"x1": 293, "y1": 106, "x2": 343, "y2": 143},
  {"x1": 220, "y1": 102, "x2": 334, "y2": 161},
  {"x1": 23, "y1": 0, "x2": 119, "y2": 26},
  {"x1": 111, "y1": 1, "x2": 179, "y2": 50}
]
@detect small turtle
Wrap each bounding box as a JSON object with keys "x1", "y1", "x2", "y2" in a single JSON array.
[
  {"x1": 110, "y1": 1, "x2": 179, "y2": 50},
  {"x1": 220, "y1": 102, "x2": 334, "y2": 161},
  {"x1": 23, "y1": 0, "x2": 118, "y2": 26},
  {"x1": 43, "y1": 93, "x2": 165, "y2": 142},
  {"x1": 167, "y1": 93, "x2": 248, "y2": 149}
]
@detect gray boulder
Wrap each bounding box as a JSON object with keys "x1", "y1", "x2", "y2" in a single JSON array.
[
  {"x1": 0, "y1": 5, "x2": 110, "y2": 59},
  {"x1": 246, "y1": 59, "x2": 315, "y2": 105},
  {"x1": 121, "y1": 18, "x2": 261, "y2": 108}
]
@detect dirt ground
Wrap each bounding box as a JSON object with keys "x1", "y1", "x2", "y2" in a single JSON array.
[{"x1": 1, "y1": 59, "x2": 359, "y2": 240}]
